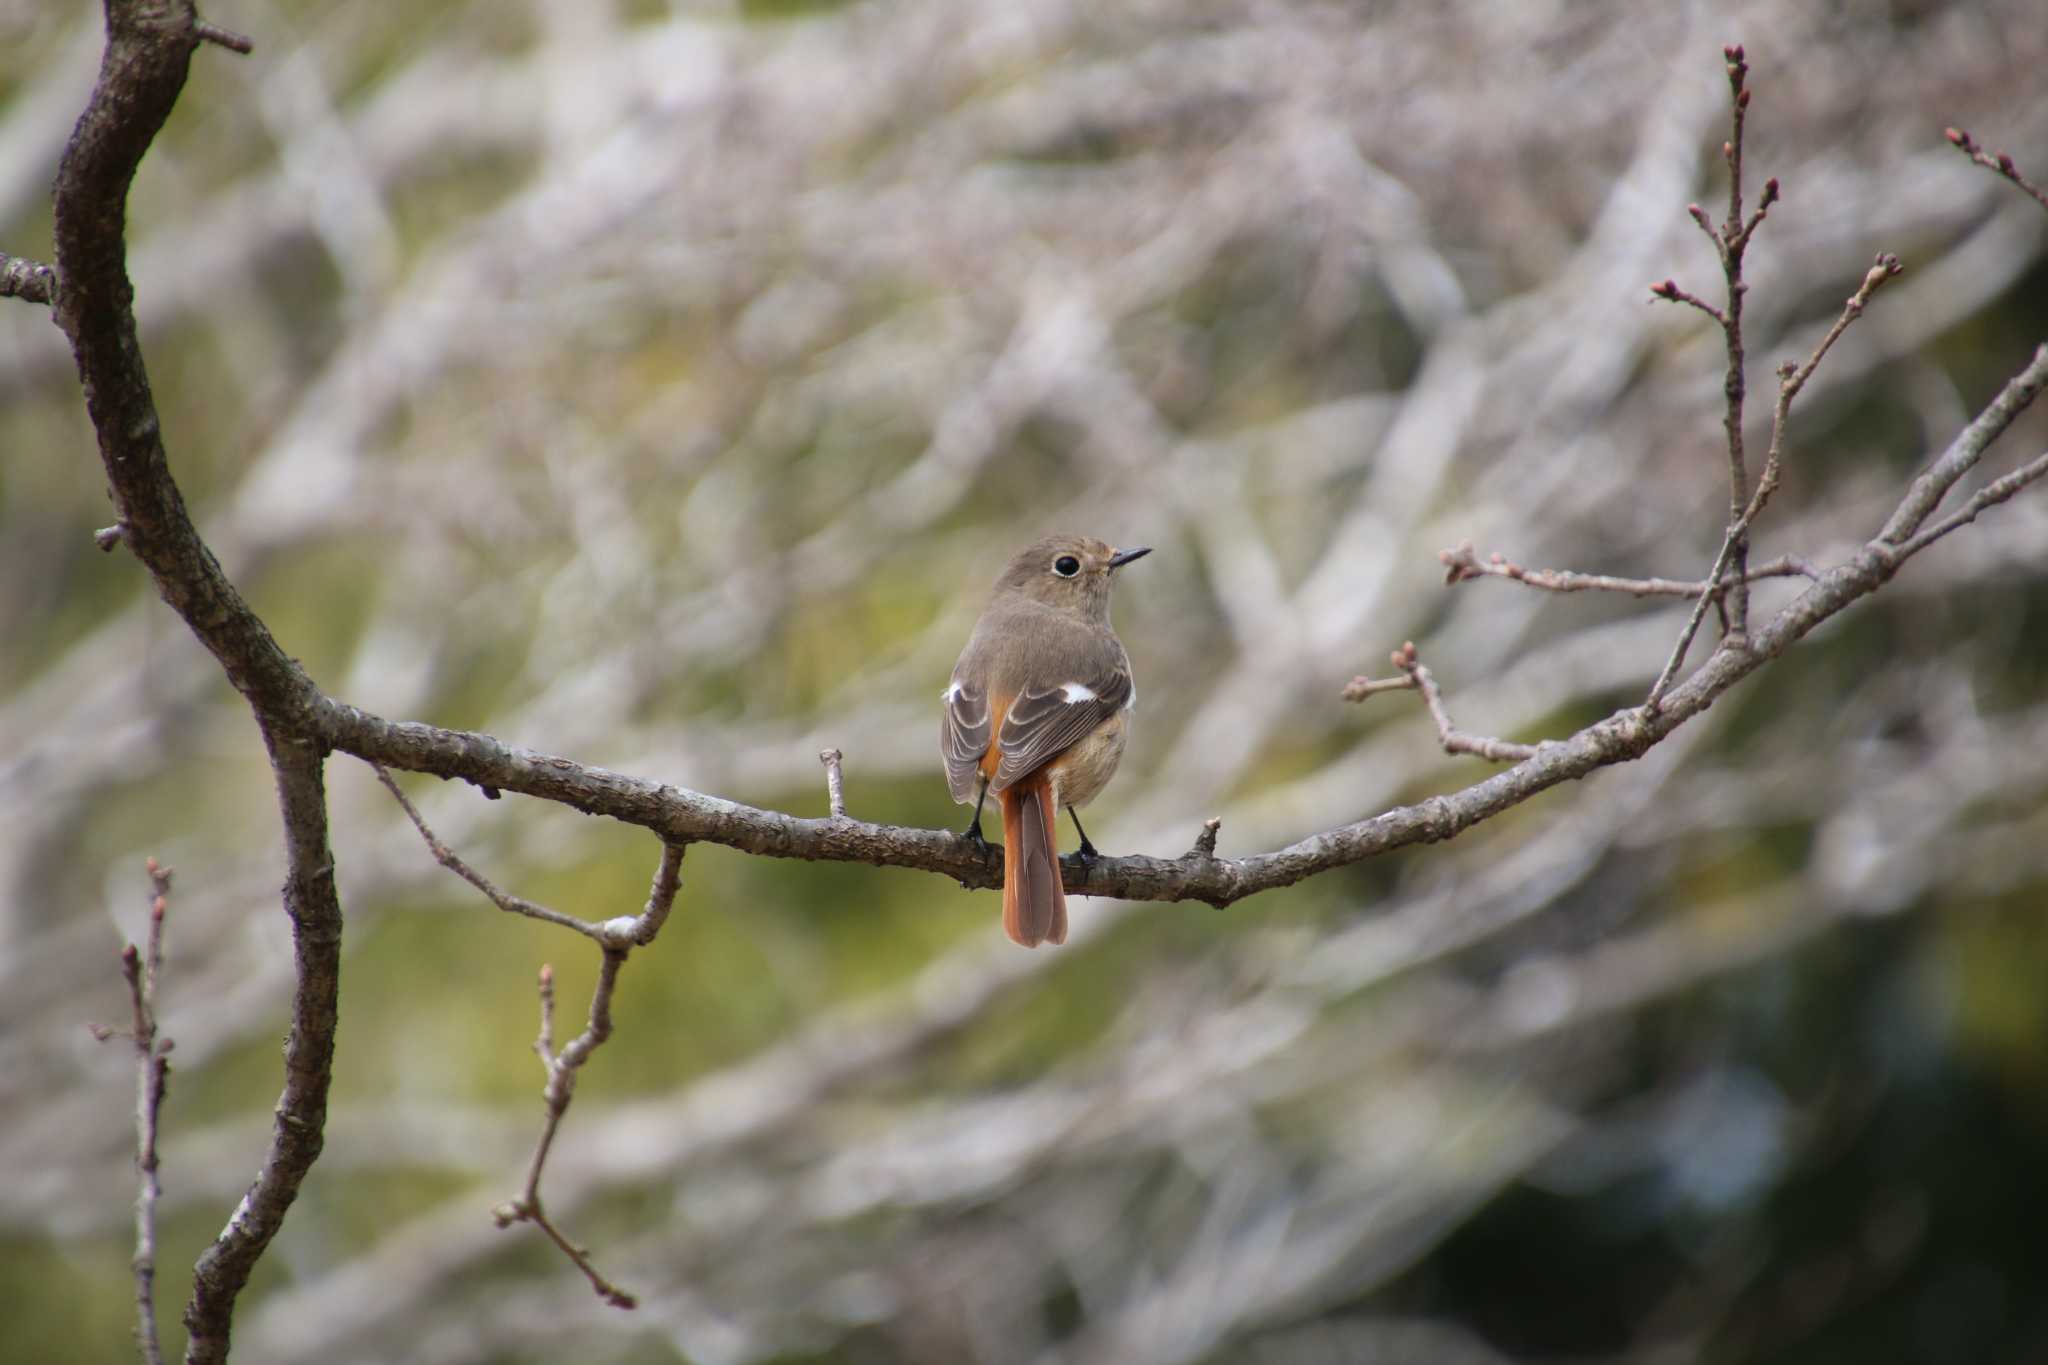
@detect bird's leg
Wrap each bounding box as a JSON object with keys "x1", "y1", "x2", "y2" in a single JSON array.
[
  {"x1": 960, "y1": 780, "x2": 992, "y2": 854},
  {"x1": 1067, "y1": 807, "x2": 1099, "y2": 864}
]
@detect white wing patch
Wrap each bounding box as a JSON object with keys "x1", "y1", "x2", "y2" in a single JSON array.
[
  {"x1": 942, "y1": 681, "x2": 963, "y2": 703},
  {"x1": 1060, "y1": 682, "x2": 1097, "y2": 703}
]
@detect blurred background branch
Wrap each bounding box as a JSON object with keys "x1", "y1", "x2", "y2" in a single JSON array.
[{"x1": 5, "y1": 1, "x2": 2048, "y2": 1361}]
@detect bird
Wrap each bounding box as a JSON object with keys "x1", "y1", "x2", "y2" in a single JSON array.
[{"x1": 941, "y1": 534, "x2": 1149, "y2": 947}]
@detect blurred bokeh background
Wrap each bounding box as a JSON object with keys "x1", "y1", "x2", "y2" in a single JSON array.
[{"x1": 5, "y1": 1, "x2": 2048, "y2": 1361}]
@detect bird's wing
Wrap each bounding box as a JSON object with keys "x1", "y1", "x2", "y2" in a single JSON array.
[
  {"x1": 989, "y1": 664, "x2": 1132, "y2": 791},
  {"x1": 940, "y1": 674, "x2": 992, "y2": 804}
]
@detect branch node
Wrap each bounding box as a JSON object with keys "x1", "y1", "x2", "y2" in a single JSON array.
[
  {"x1": 95, "y1": 523, "x2": 127, "y2": 552},
  {"x1": 1190, "y1": 818, "x2": 1222, "y2": 859}
]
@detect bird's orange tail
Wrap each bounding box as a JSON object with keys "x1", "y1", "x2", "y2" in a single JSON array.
[{"x1": 999, "y1": 775, "x2": 1067, "y2": 947}]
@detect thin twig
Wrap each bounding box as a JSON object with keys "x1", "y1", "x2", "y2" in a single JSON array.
[
  {"x1": 94, "y1": 860, "x2": 176, "y2": 1364},
  {"x1": 1647, "y1": 47, "x2": 1780, "y2": 652},
  {"x1": 495, "y1": 950, "x2": 638, "y2": 1309},
  {"x1": 1440, "y1": 542, "x2": 1818, "y2": 598},
  {"x1": 1648, "y1": 278, "x2": 1725, "y2": 324},
  {"x1": 1946, "y1": 127, "x2": 2048, "y2": 216},
  {"x1": 372, "y1": 762, "x2": 610, "y2": 941},
  {"x1": 193, "y1": 20, "x2": 254, "y2": 54},
  {"x1": 1190, "y1": 818, "x2": 1222, "y2": 858},
  {"x1": 1641, "y1": 59, "x2": 1904, "y2": 713},
  {"x1": 1346, "y1": 643, "x2": 1538, "y2": 763},
  {"x1": 491, "y1": 843, "x2": 683, "y2": 1308},
  {"x1": 131, "y1": 861, "x2": 173, "y2": 1365},
  {"x1": 819, "y1": 748, "x2": 847, "y2": 819},
  {"x1": 1746, "y1": 254, "x2": 1905, "y2": 527}
]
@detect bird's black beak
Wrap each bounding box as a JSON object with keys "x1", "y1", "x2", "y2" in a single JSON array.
[{"x1": 1108, "y1": 546, "x2": 1152, "y2": 570}]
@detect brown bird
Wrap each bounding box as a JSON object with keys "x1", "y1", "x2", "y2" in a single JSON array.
[{"x1": 942, "y1": 534, "x2": 1150, "y2": 947}]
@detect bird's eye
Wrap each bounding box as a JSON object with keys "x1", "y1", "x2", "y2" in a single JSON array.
[{"x1": 1053, "y1": 555, "x2": 1081, "y2": 577}]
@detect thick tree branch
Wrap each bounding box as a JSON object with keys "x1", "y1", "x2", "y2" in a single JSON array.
[
  {"x1": 182, "y1": 725, "x2": 340, "y2": 1365},
  {"x1": 50, "y1": 2, "x2": 319, "y2": 722},
  {"x1": 41, "y1": 7, "x2": 345, "y2": 1363},
  {"x1": 1881, "y1": 344, "x2": 2048, "y2": 544}
]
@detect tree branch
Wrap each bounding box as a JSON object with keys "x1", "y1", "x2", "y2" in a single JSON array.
[
  {"x1": 182, "y1": 724, "x2": 341, "y2": 1365},
  {"x1": 1946, "y1": 126, "x2": 2048, "y2": 216},
  {"x1": 489, "y1": 844, "x2": 686, "y2": 1310},
  {"x1": 1440, "y1": 541, "x2": 1818, "y2": 598},
  {"x1": 93, "y1": 858, "x2": 175, "y2": 1365},
  {"x1": 1344, "y1": 643, "x2": 1537, "y2": 763}
]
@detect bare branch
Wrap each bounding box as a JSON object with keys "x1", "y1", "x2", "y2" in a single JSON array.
[
  {"x1": 1647, "y1": 277, "x2": 1726, "y2": 324},
  {"x1": 488, "y1": 842, "x2": 680, "y2": 1307},
  {"x1": 1643, "y1": 73, "x2": 1902, "y2": 713},
  {"x1": 1882, "y1": 344, "x2": 2048, "y2": 545},
  {"x1": 193, "y1": 20, "x2": 254, "y2": 55},
  {"x1": 1440, "y1": 541, "x2": 1818, "y2": 598},
  {"x1": 1891, "y1": 448, "x2": 2048, "y2": 560},
  {"x1": 491, "y1": 945, "x2": 642, "y2": 1309},
  {"x1": 1349, "y1": 642, "x2": 1538, "y2": 763},
  {"x1": 372, "y1": 762, "x2": 615, "y2": 941},
  {"x1": 1746, "y1": 253, "x2": 1905, "y2": 527},
  {"x1": 182, "y1": 725, "x2": 341, "y2": 1365},
  {"x1": 95, "y1": 858, "x2": 175, "y2": 1365},
  {"x1": 1947, "y1": 126, "x2": 2048, "y2": 216}
]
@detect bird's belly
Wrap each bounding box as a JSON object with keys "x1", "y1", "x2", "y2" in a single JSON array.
[{"x1": 1051, "y1": 712, "x2": 1128, "y2": 809}]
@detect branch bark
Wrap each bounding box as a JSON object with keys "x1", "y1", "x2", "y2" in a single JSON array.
[{"x1": 181, "y1": 724, "x2": 340, "y2": 1365}]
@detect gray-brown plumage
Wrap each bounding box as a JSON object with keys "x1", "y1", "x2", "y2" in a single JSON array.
[{"x1": 942, "y1": 534, "x2": 1148, "y2": 947}]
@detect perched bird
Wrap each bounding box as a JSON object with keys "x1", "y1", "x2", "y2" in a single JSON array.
[{"x1": 942, "y1": 534, "x2": 1149, "y2": 947}]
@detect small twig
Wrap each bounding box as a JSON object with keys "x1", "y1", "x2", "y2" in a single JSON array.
[
  {"x1": 93, "y1": 858, "x2": 175, "y2": 1365},
  {"x1": 372, "y1": 762, "x2": 609, "y2": 941},
  {"x1": 1190, "y1": 818, "x2": 1222, "y2": 859},
  {"x1": 0, "y1": 252, "x2": 58, "y2": 306},
  {"x1": 1346, "y1": 643, "x2": 1537, "y2": 763},
  {"x1": 1946, "y1": 127, "x2": 2048, "y2": 216},
  {"x1": 1440, "y1": 542, "x2": 1818, "y2": 598},
  {"x1": 1646, "y1": 252, "x2": 1904, "y2": 710},
  {"x1": 1648, "y1": 278, "x2": 1725, "y2": 325},
  {"x1": 193, "y1": 20, "x2": 254, "y2": 55},
  {"x1": 1747, "y1": 253, "x2": 1905, "y2": 526},
  {"x1": 95, "y1": 523, "x2": 128, "y2": 552},
  {"x1": 818, "y1": 748, "x2": 847, "y2": 819},
  {"x1": 490, "y1": 843, "x2": 681, "y2": 1308},
  {"x1": 1641, "y1": 56, "x2": 1902, "y2": 713},
  {"x1": 496, "y1": 951, "x2": 638, "y2": 1309},
  {"x1": 1340, "y1": 673, "x2": 1421, "y2": 701}
]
